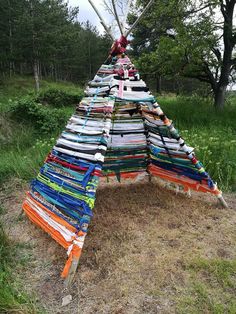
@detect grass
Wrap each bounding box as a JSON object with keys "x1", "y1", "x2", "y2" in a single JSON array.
[
  {"x1": 177, "y1": 258, "x2": 236, "y2": 313},
  {"x1": 188, "y1": 258, "x2": 236, "y2": 288},
  {"x1": 74, "y1": 182, "x2": 236, "y2": 312},
  {"x1": 1, "y1": 78, "x2": 236, "y2": 191},
  {"x1": 0, "y1": 116, "x2": 73, "y2": 186},
  {"x1": 158, "y1": 94, "x2": 236, "y2": 191},
  {"x1": 0, "y1": 75, "x2": 82, "y2": 113},
  {"x1": 0, "y1": 222, "x2": 42, "y2": 313},
  {"x1": 0, "y1": 76, "x2": 81, "y2": 185},
  {"x1": 1, "y1": 180, "x2": 235, "y2": 312},
  {"x1": 0, "y1": 138, "x2": 55, "y2": 184}
]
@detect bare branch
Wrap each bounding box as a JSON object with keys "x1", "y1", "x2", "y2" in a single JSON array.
[
  {"x1": 88, "y1": 0, "x2": 115, "y2": 41},
  {"x1": 123, "y1": 0, "x2": 132, "y2": 33},
  {"x1": 125, "y1": 0, "x2": 155, "y2": 37},
  {"x1": 202, "y1": 61, "x2": 217, "y2": 90},
  {"x1": 186, "y1": 2, "x2": 218, "y2": 15},
  {"x1": 220, "y1": 0, "x2": 228, "y2": 19},
  {"x1": 117, "y1": 0, "x2": 125, "y2": 16},
  {"x1": 102, "y1": 0, "x2": 115, "y2": 16},
  {"x1": 212, "y1": 47, "x2": 222, "y2": 62},
  {"x1": 111, "y1": 0, "x2": 123, "y2": 35}
]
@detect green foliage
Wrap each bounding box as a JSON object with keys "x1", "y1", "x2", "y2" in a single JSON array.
[
  {"x1": 9, "y1": 87, "x2": 80, "y2": 133},
  {"x1": 133, "y1": 0, "x2": 218, "y2": 79},
  {"x1": 36, "y1": 88, "x2": 83, "y2": 107},
  {"x1": 132, "y1": 0, "x2": 236, "y2": 107},
  {"x1": 0, "y1": 79, "x2": 80, "y2": 185},
  {"x1": 0, "y1": 76, "x2": 83, "y2": 113}
]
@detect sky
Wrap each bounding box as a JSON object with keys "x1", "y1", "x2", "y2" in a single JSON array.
[{"x1": 68, "y1": 0, "x2": 112, "y2": 33}]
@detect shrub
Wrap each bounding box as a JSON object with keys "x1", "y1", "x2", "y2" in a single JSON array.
[
  {"x1": 35, "y1": 87, "x2": 83, "y2": 107},
  {"x1": 9, "y1": 96, "x2": 71, "y2": 133},
  {"x1": 8, "y1": 87, "x2": 82, "y2": 134}
]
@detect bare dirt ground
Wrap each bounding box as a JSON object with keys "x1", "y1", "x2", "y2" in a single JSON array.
[{"x1": 1, "y1": 178, "x2": 236, "y2": 314}]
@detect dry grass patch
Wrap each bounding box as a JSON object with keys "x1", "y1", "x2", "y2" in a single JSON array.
[{"x1": 0, "y1": 180, "x2": 235, "y2": 313}]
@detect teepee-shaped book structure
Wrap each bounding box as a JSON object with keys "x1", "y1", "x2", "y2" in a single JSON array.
[{"x1": 22, "y1": 1, "x2": 227, "y2": 286}]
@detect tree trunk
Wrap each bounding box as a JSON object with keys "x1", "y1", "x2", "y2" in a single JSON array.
[
  {"x1": 33, "y1": 60, "x2": 40, "y2": 92},
  {"x1": 213, "y1": 0, "x2": 236, "y2": 109},
  {"x1": 38, "y1": 61, "x2": 42, "y2": 80},
  {"x1": 30, "y1": 0, "x2": 40, "y2": 92},
  {"x1": 88, "y1": 40, "x2": 92, "y2": 79},
  {"x1": 8, "y1": 0, "x2": 14, "y2": 77},
  {"x1": 20, "y1": 63, "x2": 24, "y2": 75},
  {"x1": 156, "y1": 74, "x2": 162, "y2": 94},
  {"x1": 214, "y1": 85, "x2": 227, "y2": 109}
]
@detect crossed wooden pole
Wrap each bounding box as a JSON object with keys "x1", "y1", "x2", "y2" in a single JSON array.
[{"x1": 88, "y1": 0, "x2": 155, "y2": 40}]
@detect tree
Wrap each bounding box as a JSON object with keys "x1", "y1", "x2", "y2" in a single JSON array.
[
  {"x1": 131, "y1": 0, "x2": 236, "y2": 109},
  {"x1": 0, "y1": 0, "x2": 25, "y2": 77},
  {"x1": 0, "y1": 0, "x2": 111, "y2": 87},
  {"x1": 18, "y1": 0, "x2": 80, "y2": 91}
]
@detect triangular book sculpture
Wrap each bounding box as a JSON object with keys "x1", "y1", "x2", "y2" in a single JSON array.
[{"x1": 22, "y1": 0, "x2": 227, "y2": 286}]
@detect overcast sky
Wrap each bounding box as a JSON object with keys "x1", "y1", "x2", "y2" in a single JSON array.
[{"x1": 68, "y1": 0, "x2": 112, "y2": 33}]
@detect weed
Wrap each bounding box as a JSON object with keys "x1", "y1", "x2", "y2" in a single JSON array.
[{"x1": 0, "y1": 75, "x2": 82, "y2": 113}]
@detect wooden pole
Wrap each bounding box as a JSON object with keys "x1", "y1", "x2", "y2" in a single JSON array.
[
  {"x1": 111, "y1": 0, "x2": 124, "y2": 35},
  {"x1": 217, "y1": 193, "x2": 228, "y2": 208},
  {"x1": 88, "y1": 0, "x2": 115, "y2": 41},
  {"x1": 122, "y1": 0, "x2": 132, "y2": 34},
  {"x1": 64, "y1": 257, "x2": 80, "y2": 288},
  {"x1": 124, "y1": 0, "x2": 154, "y2": 37}
]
